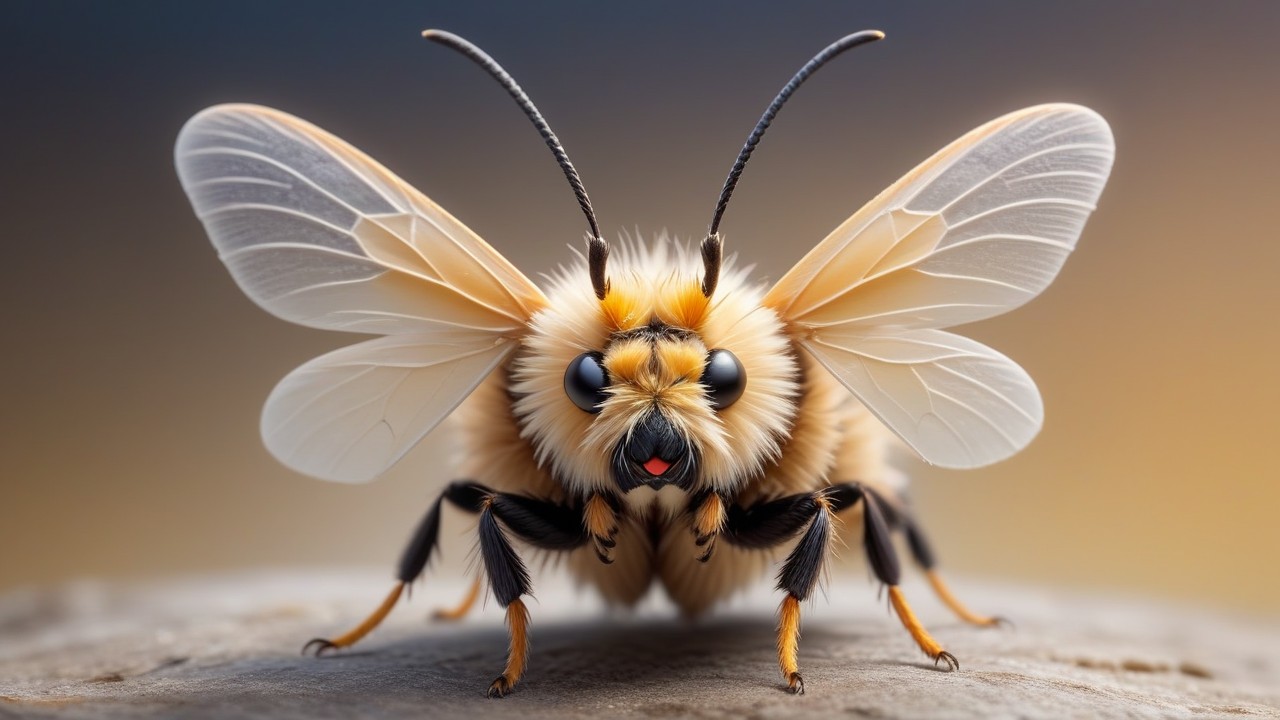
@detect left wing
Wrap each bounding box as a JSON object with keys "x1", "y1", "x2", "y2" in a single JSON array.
[
  {"x1": 765, "y1": 104, "x2": 1114, "y2": 468},
  {"x1": 176, "y1": 104, "x2": 547, "y2": 482},
  {"x1": 176, "y1": 104, "x2": 545, "y2": 335},
  {"x1": 260, "y1": 333, "x2": 514, "y2": 483}
]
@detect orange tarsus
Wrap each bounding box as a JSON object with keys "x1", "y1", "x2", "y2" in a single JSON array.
[
  {"x1": 888, "y1": 585, "x2": 959, "y2": 671},
  {"x1": 925, "y1": 570, "x2": 1005, "y2": 628},
  {"x1": 303, "y1": 581, "x2": 404, "y2": 655},
  {"x1": 432, "y1": 575, "x2": 482, "y2": 622},
  {"x1": 487, "y1": 598, "x2": 531, "y2": 697},
  {"x1": 777, "y1": 594, "x2": 805, "y2": 694}
]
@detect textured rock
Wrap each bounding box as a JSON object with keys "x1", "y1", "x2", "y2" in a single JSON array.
[{"x1": 1, "y1": 570, "x2": 1277, "y2": 719}]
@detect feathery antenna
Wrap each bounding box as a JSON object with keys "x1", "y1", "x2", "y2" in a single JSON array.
[
  {"x1": 422, "y1": 29, "x2": 610, "y2": 298},
  {"x1": 700, "y1": 30, "x2": 885, "y2": 297}
]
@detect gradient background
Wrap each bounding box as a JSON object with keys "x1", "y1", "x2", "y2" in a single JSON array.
[{"x1": 2, "y1": 2, "x2": 1277, "y2": 615}]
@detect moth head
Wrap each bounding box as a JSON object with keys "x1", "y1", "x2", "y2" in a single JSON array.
[
  {"x1": 433, "y1": 28, "x2": 873, "y2": 495},
  {"x1": 511, "y1": 241, "x2": 799, "y2": 497}
]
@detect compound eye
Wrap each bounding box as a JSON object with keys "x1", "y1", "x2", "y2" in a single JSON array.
[
  {"x1": 701, "y1": 349, "x2": 746, "y2": 410},
  {"x1": 564, "y1": 352, "x2": 609, "y2": 413}
]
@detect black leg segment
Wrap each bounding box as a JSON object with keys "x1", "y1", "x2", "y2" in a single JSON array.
[
  {"x1": 775, "y1": 496, "x2": 832, "y2": 600},
  {"x1": 857, "y1": 485, "x2": 935, "y2": 572},
  {"x1": 722, "y1": 482, "x2": 960, "y2": 680},
  {"x1": 722, "y1": 482, "x2": 901, "y2": 590},
  {"x1": 723, "y1": 493, "x2": 823, "y2": 549},
  {"x1": 396, "y1": 480, "x2": 589, "y2": 604},
  {"x1": 479, "y1": 503, "x2": 533, "y2": 607},
  {"x1": 397, "y1": 481, "x2": 489, "y2": 583}
]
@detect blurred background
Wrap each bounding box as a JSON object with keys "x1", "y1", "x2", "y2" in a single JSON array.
[{"x1": 1, "y1": 2, "x2": 1277, "y2": 615}]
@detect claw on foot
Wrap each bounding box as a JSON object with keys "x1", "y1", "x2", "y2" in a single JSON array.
[
  {"x1": 934, "y1": 650, "x2": 960, "y2": 672},
  {"x1": 925, "y1": 571, "x2": 1010, "y2": 630},
  {"x1": 961, "y1": 613, "x2": 1011, "y2": 629},
  {"x1": 786, "y1": 671, "x2": 805, "y2": 694},
  {"x1": 302, "y1": 638, "x2": 339, "y2": 657},
  {"x1": 487, "y1": 676, "x2": 514, "y2": 698}
]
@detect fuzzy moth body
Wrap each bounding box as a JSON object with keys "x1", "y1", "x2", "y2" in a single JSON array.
[{"x1": 176, "y1": 29, "x2": 1112, "y2": 695}]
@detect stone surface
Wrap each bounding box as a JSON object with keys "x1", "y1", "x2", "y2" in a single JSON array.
[{"x1": 1, "y1": 570, "x2": 1277, "y2": 719}]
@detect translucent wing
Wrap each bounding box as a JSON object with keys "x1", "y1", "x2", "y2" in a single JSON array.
[
  {"x1": 175, "y1": 104, "x2": 545, "y2": 335},
  {"x1": 175, "y1": 104, "x2": 546, "y2": 482},
  {"x1": 803, "y1": 329, "x2": 1042, "y2": 468},
  {"x1": 261, "y1": 334, "x2": 514, "y2": 483},
  {"x1": 766, "y1": 104, "x2": 1113, "y2": 468}
]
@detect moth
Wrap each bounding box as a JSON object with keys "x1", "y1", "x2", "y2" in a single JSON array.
[{"x1": 176, "y1": 29, "x2": 1113, "y2": 696}]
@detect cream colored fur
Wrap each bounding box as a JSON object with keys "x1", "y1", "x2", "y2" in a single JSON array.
[{"x1": 452, "y1": 235, "x2": 902, "y2": 615}]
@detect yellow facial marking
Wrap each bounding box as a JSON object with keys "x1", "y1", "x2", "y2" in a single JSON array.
[
  {"x1": 657, "y1": 340, "x2": 706, "y2": 383},
  {"x1": 602, "y1": 332, "x2": 708, "y2": 403},
  {"x1": 602, "y1": 340, "x2": 650, "y2": 383}
]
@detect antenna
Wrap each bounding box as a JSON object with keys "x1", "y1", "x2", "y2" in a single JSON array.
[
  {"x1": 700, "y1": 30, "x2": 885, "y2": 297},
  {"x1": 422, "y1": 29, "x2": 610, "y2": 298}
]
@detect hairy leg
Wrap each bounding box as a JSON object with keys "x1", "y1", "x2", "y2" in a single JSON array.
[
  {"x1": 865, "y1": 487, "x2": 1006, "y2": 628},
  {"x1": 722, "y1": 483, "x2": 958, "y2": 693},
  {"x1": 303, "y1": 480, "x2": 588, "y2": 697}
]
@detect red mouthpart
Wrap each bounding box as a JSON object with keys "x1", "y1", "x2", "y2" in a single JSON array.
[{"x1": 643, "y1": 456, "x2": 671, "y2": 476}]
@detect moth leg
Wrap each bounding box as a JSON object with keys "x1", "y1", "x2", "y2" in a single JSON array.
[
  {"x1": 583, "y1": 493, "x2": 621, "y2": 564},
  {"x1": 777, "y1": 594, "x2": 805, "y2": 694},
  {"x1": 303, "y1": 480, "x2": 490, "y2": 656},
  {"x1": 304, "y1": 481, "x2": 591, "y2": 699},
  {"x1": 908, "y1": 518, "x2": 1008, "y2": 628},
  {"x1": 476, "y1": 491, "x2": 589, "y2": 697},
  {"x1": 827, "y1": 484, "x2": 959, "y2": 671},
  {"x1": 866, "y1": 488, "x2": 1007, "y2": 629},
  {"x1": 722, "y1": 490, "x2": 836, "y2": 693},
  {"x1": 431, "y1": 574, "x2": 483, "y2": 622},
  {"x1": 688, "y1": 491, "x2": 727, "y2": 562},
  {"x1": 773, "y1": 493, "x2": 836, "y2": 694},
  {"x1": 301, "y1": 582, "x2": 404, "y2": 656}
]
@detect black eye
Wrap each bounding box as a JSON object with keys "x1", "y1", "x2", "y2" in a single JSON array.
[
  {"x1": 564, "y1": 352, "x2": 609, "y2": 413},
  {"x1": 701, "y1": 349, "x2": 746, "y2": 410}
]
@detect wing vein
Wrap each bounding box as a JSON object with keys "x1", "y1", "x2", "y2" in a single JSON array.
[
  {"x1": 405, "y1": 204, "x2": 529, "y2": 314},
  {"x1": 928, "y1": 141, "x2": 1112, "y2": 218},
  {"x1": 198, "y1": 202, "x2": 353, "y2": 236},
  {"x1": 932, "y1": 364, "x2": 1038, "y2": 424},
  {"x1": 257, "y1": 113, "x2": 413, "y2": 213},
  {"x1": 181, "y1": 146, "x2": 367, "y2": 221},
  {"x1": 927, "y1": 386, "x2": 1020, "y2": 449},
  {"x1": 186, "y1": 176, "x2": 293, "y2": 191},
  {"x1": 801, "y1": 301, "x2": 1004, "y2": 327},
  {"x1": 946, "y1": 197, "x2": 1096, "y2": 232},
  {"x1": 913, "y1": 268, "x2": 1038, "y2": 294}
]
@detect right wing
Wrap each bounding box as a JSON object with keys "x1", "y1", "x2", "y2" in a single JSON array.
[
  {"x1": 766, "y1": 104, "x2": 1113, "y2": 330},
  {"x1": 175, "y1": 104, "x2": 547, "y2": 482},
  {"x1": 765, "y1": 104, "x2": 1114, "y2": 468}
]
